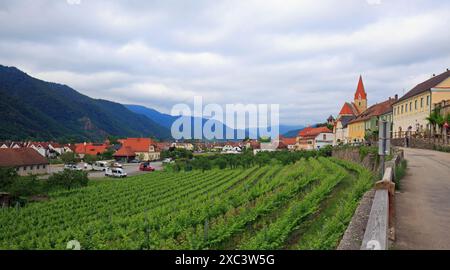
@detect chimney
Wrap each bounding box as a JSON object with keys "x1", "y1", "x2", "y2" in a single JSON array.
[
  {"x1": 395, "y1": 94, "x2": 398, "y2": 100},
  {"x1": 433, "y1": 74, "x2": 436, "y2": 77}
]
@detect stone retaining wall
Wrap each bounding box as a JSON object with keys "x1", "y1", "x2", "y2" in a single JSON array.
[{"x1": 331, "y1": 148, "x2": 380, "y2": 172}]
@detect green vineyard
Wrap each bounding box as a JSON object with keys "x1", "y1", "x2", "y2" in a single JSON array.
[{"x1": 0, "y1": 157, "x2": 373, "y2": 250}]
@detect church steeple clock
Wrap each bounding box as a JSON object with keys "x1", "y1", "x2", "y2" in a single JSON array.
[{"x1": 354, "y1": 75, "x2": 367, "y2": 113}]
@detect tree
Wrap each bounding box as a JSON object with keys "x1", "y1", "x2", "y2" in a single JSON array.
[
  {"x1": 8, "y1": 175, "x2": 43, "y2": 197},
  {"x1": 47, "y1": 170, "x2": 89, "y2": 191},
  {"x1": 214, "y1": 157, "x2": 227, "y2": 169},
  {"x1": 101, "y1": 149, "x2": 114, "y2": 160},
  {"x1": 0, "y1": 167, "x2": 18, "y2": 191},
  {"x1": 83, "y1": 154, "x2": 98, "y2": 165},
  {"x1": 426, "y1": 109, "x2": 441, "y2": 139},
  {"x1": 60, "y1": 151, "x2": 77, "y2": 164}
]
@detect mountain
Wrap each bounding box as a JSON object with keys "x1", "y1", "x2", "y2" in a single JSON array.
[
  {"x1": 125, "y1": 104, "x2": 177, "y2": 129},
  {"x1": 278, "y1": 125, "x2": 305, "y2": 137},
  {"x1": 0, "y1": 65, "x2": 171, "y2": 142},
  {"x1": 283, "y1": 129, "x2": 303, "y2": 138},
  {"x1": 126, "y1": 104, "x2": 304, "y2": 140}
]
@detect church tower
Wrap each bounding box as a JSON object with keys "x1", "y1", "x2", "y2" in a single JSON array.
[{"x1": 354, "y1": 75, "x2": 367, "y2": 113}]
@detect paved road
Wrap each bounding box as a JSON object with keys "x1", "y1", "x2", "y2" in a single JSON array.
[
  {"x1": 46, "y1": 161, "x2": 163, "y2": 179},
  {"x1": 395, "y1": 148, "x2": 450, "y2": 250}
]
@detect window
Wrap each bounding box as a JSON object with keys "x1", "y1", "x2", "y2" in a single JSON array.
[
  {"x1": 43, "y1": 165, "x2": 46, "y2": 169},
  {"x1": 409, "y1": 102, "x2": 412, "y2": 111},
  {"x1": 37, "y1": 165, "x2": 40, "y2": 169},
  {"x1": 401, "y1": 105, "x2": 404, "y2": 113},
  {"x1": 405, "y1": 104, "x2": 408, "y2": 112},
  {"x1": 415, "y1": 100, "x2": 418, "y2": 110},
  {"x1": 323, "y1": 134, "x2": 326, "y2": 140},
  {"x1": 427, "y1": 95, "x2": 430, "y2": 106},
  {"x1": 421, "y1": 97, "x2": 424, "y2": 108}
]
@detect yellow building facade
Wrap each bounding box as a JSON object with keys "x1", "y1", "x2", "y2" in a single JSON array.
[
  {"x1": 393, "y1": 91, "x2": 431, "y2": 137},
  {"x1": 347, "y1": 121, "x2": 365, "y2": 142},
  {"x1": 393, "y1": 71, "x2": 450, "y2": 138}
]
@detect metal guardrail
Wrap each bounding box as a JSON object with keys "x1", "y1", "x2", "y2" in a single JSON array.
[{"x1": 361, "y1": 162, "x2": 396, "y2": 250}]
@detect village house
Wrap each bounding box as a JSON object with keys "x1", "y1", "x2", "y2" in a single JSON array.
[
  {"x1": 296, "y1": 126, "x2": 334, "y2": 150},
  {"x1": 114, "y1": 138, "x2": 160, "y2": 162},
  {"x1": 0, "y1": 142, "x2": 23, "y2": 149},
  {"x1": 279, "y1": 136, "x2": 297, "y2": 151},
  {"x1": 0, "y1": 148, "x2": 49, "y2": 176},
  {"x1": 171, "y1": 142, "x2": 194, "y2": 151},
  {"x1": 75, "y1": 142, "x2": 109, "y2": 158},
  {"x1": 27, "y1": 142, "x2": 50, "y2": 158},
  {"x1": 347, "y1": 97, "x2": 397, "y2": 143},
  {"x1": 393, "y1": 69, "x2": 450, "y2": 138},
  {"x1": 333, "y1": 76, "x2": 368, "y2": 145},
  {"x1": 222, "y1": 143, "x2": 242, "y2": 154},
  {"x1": 243, "y1": 139, "x2": 261, "y2": 150}
]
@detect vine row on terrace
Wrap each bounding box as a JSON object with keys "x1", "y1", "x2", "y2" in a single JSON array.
[{"x1": 0, "y1": 157, "x2": 373, "y2": 250}]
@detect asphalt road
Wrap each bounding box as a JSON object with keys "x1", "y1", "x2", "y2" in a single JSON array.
[
  {"x1": 47, "y1": 161, "x2": 163, "y2": 179},
  {"x1": 394, "y1": 147, "x2": 450, "y2": 250}
]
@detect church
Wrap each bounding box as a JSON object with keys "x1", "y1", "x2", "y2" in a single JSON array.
[{"x1": 333, "y1": 76, "x2": 368, "y2": 145}]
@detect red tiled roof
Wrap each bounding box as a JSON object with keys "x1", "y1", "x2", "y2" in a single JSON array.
[
  {"x1": 298, "y1": 126, "x2": 332, "y2": 138},
  {"x1": 75, "y1": 143, "x2": 109, "y2": 155},
  {"x1": 348, "y1": 98, "x2": 396, "y2": 124},
  {"x1": 114, "y1": 138, "x2": 155, "y2": 157},
  {"x1": 0, "y1": 148, "x2": 49, "y2": 167},
  {"x1": 395, "y1": 70, "x2": 450, "y2": 104},
  {"x1": 354, "y1": 75, "x2": 367, "y2": 100},
  {"x1": 113, "y1": 146, "x2": 136, "y2": 157},
  {"x1": 339, "y1": 103, "x2": 356, "y2": 116},
  {"x1": 280, "y1": 136, "x2": 297, "y2": 145}
]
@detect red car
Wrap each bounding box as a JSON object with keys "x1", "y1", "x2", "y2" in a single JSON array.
[{"x1": 139, "y1": 162, "x2": 155, "y2": 172}]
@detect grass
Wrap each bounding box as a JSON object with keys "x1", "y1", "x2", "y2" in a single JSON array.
[{"x1": 394, "y1": 159, "x2": 408, "y2": 190}]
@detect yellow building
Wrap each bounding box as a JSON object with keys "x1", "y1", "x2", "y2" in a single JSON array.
[
  {"x1": 347, "y1": 98, "x2": 396, "y2": 142},
  {"x1": 348, "y1": 121, "x2": 365, "y2": 142},
  {"x1": 393, "y1": 70, "x2": 450, "y2": 137}
]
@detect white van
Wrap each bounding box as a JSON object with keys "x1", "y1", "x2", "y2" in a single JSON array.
[
  {"x1": 105, "y1": 167, "x2": 127, "y2": 178},
  {"x1": 92, "y1": 161, "x2": 109, "y2": 171}
]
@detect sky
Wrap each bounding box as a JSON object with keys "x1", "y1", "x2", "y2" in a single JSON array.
[{"x1": 0, "y1": 0, "x2": 449, "y2": 126}]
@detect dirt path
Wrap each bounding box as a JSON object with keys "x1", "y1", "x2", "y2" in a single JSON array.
[{"x1": 394, "y1": 148, "x2": 450, "y2": 250}]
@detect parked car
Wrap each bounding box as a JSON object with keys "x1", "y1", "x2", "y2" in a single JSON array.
[
  {"x1": 92, "y1": 161, "x2": 109, "y2": 171},
  {"x1": 130, "y1": 159, "x2": 140, "y2": 163},
  {"x1": 139, "y1": 162, "x2": 155, "y2": 172},
  {"x1": 64, "y1": 164, "x2": 82, "y2": 171},
  {"x1": 105, "y1": 167, "x2": 127, "y2": 178},
  {"x1": 162, "y1": 158, "x2": 174, "y2": 164},
  {"x1": 111, "y1": 162, "x2": 123, "y2": 168}
]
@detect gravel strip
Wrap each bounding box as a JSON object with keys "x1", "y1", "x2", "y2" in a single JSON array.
[{"x1": 337, "y1": 189, "x2": 375, "y2": 250}]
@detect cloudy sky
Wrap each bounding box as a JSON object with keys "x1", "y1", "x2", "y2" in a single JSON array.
[{"x1": 0, "y1": 0, "x2": 449, "y2": 126}]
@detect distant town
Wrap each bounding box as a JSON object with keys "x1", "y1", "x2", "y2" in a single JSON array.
[{"x1": 1, "y1": 69, "x2": 449, "y2": 177}]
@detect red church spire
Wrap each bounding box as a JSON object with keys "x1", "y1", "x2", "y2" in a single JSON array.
[{"x1": 354, "y1": 75, "x2": 367, "y2": 100}]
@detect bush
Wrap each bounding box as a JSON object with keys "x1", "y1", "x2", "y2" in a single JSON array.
[
  {"x1": 0, "y1": 167, "x2": 17, "y2": 191},
  {"x1": 394, "y1": 159, "x2": 408, "y2": 190},
  {"x1": 47, "y1": 170, "x2": 89, "y2": 191},
  {"x1": 0, "y1": 168, "x2": 47, "y2": 200},
  {"x1": 8, "y1": 175, "x2": 44, "y2": 197},
  {"x1": 60, "y1": 152, "x2": 77, "y2": 164}
]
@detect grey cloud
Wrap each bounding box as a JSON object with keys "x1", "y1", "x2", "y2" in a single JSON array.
[{"x1": 0, "y1": 0, "x2": 449, "y2": 125}]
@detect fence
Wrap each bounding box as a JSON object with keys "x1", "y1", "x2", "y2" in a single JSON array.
[{"x1": 361, "y1": 151, "x2": 403, "y2": 250}]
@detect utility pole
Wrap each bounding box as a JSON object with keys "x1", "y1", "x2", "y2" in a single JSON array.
[{"x1": 379, "y1": 120, "x2": 391, "y2": 177}]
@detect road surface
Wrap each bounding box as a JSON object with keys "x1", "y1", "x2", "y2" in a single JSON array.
[
  {"x1": 395, "y1": 147, "x2": 450, "y2": 250},
  {"x1": 46, "y1": 161, "x2": 163, "y2": 179}
]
